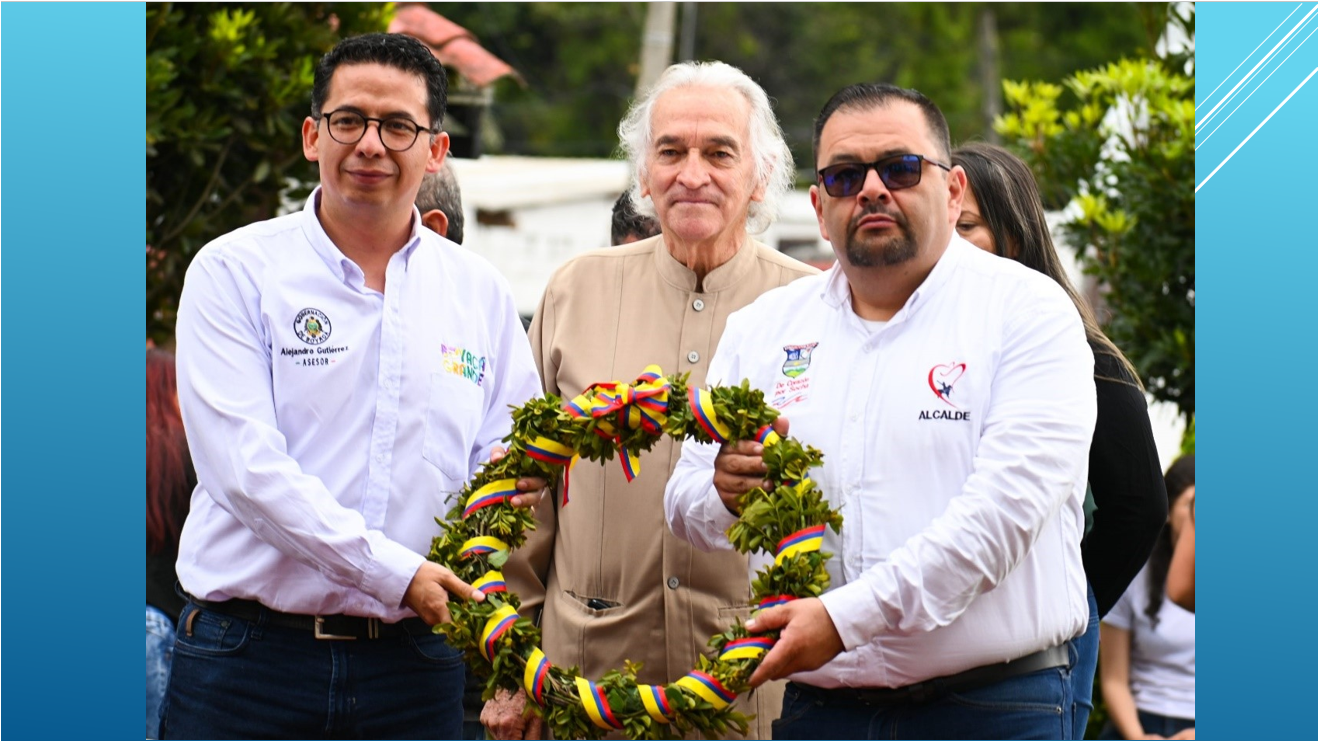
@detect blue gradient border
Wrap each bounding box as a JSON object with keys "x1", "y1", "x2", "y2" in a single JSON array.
[
  {"x1": 1, "y1": 3, "x2": 147, "y2": 739},
  {"x1": 1197, "y1": 3, "x2": 1317, "y2": 741}
]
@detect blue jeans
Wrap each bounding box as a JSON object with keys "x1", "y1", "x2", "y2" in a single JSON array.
[
  {"x1": 160, "y1": 600, "x2": 465, "y2": 739},
  {"x1": 1070, "y1": 584, "x2": 1100, "y2": 739},
  {"x1": 773, "y1": 661, "x2": 1075, "y2": 740},
  {"x1": 147, "y1": 605, "x2": 176, "y2": 740}
]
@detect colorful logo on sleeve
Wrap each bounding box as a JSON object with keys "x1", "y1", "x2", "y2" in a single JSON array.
[
  {"x1": 443, "y1": 344, "x2": 488, "y2": 387},
  {"x1": 294, "y1": 308, "x2": 332, "y2": 345},
  {"x1": 781, "y1": 343, "x2": 819, "y2": 378},
  {"x1": 928, "y1": 362, "x2": 966, "y2": 408}
]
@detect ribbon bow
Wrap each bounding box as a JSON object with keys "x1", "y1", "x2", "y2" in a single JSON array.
[{"x1": 564, "y1": 365, "x2": 671, "y2": 483}]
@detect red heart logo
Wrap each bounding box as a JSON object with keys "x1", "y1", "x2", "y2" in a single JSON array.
[{"x1": 928, "y1": 363, "x2": 966, "y2": 408}]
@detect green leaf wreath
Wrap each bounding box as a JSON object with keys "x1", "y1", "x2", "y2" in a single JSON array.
[{"x1": 428, "y1": 365, "x2": 842, "y2": 740}]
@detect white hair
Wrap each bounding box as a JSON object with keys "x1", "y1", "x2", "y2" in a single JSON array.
[{"x1": 617, "y1": 61, "x2": 794, "y2": 235}]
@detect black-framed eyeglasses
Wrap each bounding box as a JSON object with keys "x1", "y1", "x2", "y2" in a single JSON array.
[
  {"x1": 318, "y1": 109, "x2": 434, "y2": 152},
  {"x1": 817, "y1": 154, "x2": 952, "y2": 198}
]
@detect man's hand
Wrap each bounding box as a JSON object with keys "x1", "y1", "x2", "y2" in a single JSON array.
[
  {"x1": 481, "y1": 687, "x2": 544, "y2": 740},
  {"x1": 489, "y1": 445, "x2": 549, "y2": 508},
  {"x1": 713, "y1": 417, "x2": 790, "y2": 513},
  {"x1": 402, "y1": 561, "x2": 484, "y2": 625},
  {"x1": 744, "y1": 596, "x2": 844, "y2": 687}
]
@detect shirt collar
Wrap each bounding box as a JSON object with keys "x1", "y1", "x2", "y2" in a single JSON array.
[
  {"x1": 651, "y1": 231, "x2": 760, "y2": 293},
  {"x1": 301, "y1": 187, "x2": 425, "y2": 289},
  {"x1": 821, "y1": 233, "x2": 972, "y2": 319}
]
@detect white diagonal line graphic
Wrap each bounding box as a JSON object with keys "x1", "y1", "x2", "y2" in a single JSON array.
[
  {"x1": 1197, "y1": 4, "x2": 1318, "y2": 131},
  {"x1": 1196, "y1": 67, "x2": 1319, "y2": 193},
  {"x1": 1197, "y1": 26, "x2": 1318, "y2": 151},
  {"x1": 1197, "y1": 3, "x2": 1304, "y2": 111}
]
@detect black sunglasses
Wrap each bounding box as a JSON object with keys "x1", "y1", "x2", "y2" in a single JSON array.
[{"x1": 817, "y1": 154, "x2": 952, "y2": 197}]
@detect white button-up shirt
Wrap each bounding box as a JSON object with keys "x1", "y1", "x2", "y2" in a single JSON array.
[
  {"x1": 174, "y1": 189, "x2": 542, "y2": 622},
  {"x1": 666, "y1": 237, "x2": 1096, "y2": 688}
]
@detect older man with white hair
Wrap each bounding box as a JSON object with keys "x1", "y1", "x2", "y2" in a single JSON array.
[{"x1": 483, "y1": 61, "x2": 818, "y2": 739}]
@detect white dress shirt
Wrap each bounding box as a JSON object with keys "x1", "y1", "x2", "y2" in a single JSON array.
[
  {"x1": 666, "y1": 237, "x2": 1096, "y2": 688},
  {"x1": 174, "y1": 189, "x2": 542, "y2": 622}
]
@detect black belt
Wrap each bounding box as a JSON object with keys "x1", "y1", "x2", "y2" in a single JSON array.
[
  {"x1": 189, "y1": 597, "x2": 432, "y2": 640},
  {"x1": 792, "y1": 644, "x2": 1070, "y2": 706}
]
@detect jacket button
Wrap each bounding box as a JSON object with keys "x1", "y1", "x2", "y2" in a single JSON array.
[
  {"x1": 692, "y1": 299, "x2": 705, "y2": 311},
  {"x1": 687, "y1": 351, "x2": 700, "y2": 363},
  {"x1": 666, "y1": 576, "x2": 680, "y2": 590}
]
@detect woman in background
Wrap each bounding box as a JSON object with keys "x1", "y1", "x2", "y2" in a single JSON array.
[
  {"x1": 1098, "y1": 456, "x2": 1196, "y2": 739},
  {"x1": 146, "y1": 348, "x2": 195, "y2": 739},
  {"x1": 952, "y1": 143, "x2": 1169, "y2": 739}
]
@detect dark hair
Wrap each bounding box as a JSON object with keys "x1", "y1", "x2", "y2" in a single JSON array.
[
  {"x1": 146, "y1": 349, "x2": 196, "y2": 554},
  {"x1": 812, "y1": 83, "x2": 951, "y2": 168},
  {"x1": 610, "y1": 191, "x2": 662, "y2": 246},
  {"x1": 1145, "y1": 454, "x2": 1195, "y2": 628},
  {"x1": 415, "y1": 160, "x2": 465, "y2": 244},
  {"x1": 952, "y1": 143, "x2": 1141, "y2": 389},
  {"x1": 311, "y1": 33, "x2": 448, "y2": 131}
]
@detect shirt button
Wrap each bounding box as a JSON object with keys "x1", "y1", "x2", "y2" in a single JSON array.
[
  {"x1": 687, "y1": 351, "x2": 700, "y2": 363},
  {"x1": 692, "y1": 299, "x2": 705, "y2": 311},
  {"x1": 667, "y1": 576, "x2": 680, "y2": 590},
  {"x1": 375, "y1": 454, "x2": 385, "y2": 463}
]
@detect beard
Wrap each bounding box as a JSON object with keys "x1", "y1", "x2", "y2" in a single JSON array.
[{"x1": 843, "y1": 205, "x2": 918, "y2": 267}]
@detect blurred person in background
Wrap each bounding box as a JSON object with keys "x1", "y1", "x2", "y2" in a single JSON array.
[
  {"x1": 1099, "y1": 455, "x2": 1195, "y2": 740},
  {"x1": 146, "y1": 348, "x2": 195, "y2": 739},
  {"x1": 1166, "y1": 489, "x2": 1194, "y2": 612},
  {"x1": 417, "y1": 158, "x2": 466, "y2": 245},
  {"x1": 610, "y1": 190, "x2": 662, "y2": 246},
  {"x1": 952, "y1": 142, "x2": 1168, "y2": 738}
]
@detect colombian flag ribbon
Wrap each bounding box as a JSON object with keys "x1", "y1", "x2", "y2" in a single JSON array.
[
  {"x1": 463, "y1": 479, "x2": 519, "y2": 518},
  {"x1": 688, "y1": 387, "x2": 733, "y2": 443},
  {"x1": 774, "y1": 524, "x2": 826, "y2": 566},
  {"x1": 527, "y1": 436, "x2": 575, "y2": 467},
  {"x1": 563, "y1": 365, "x2": 671, "y2": 483},
  {"x1": 523, "y1": 648, "x2": 551, "y2": 706},
  {"x1": 472, "y1": 570, "x2": 507, "y2": 594},
  {"x1": 757, "y1": 594, "x2": 797, "y2": 611},
  {"x1": 637, "y1": 683, "x2": 675, "y2": 723},
  {"x1": 719, "y1": 636, "x2": 775, "y2": 661},
  {"x1": 575, "y1": 677, "x2": 625, "y2": 730},
  {"x1": 460, "y1": 536, "x2": 510, "y2": 559},
  {"x1": 755, "y1": 424, "x2": 781, "y2": 446},
  {"x1": 676, "y1": 670, "x2": 736, "y2": 710},
  {"x1": 479, "y1": 605, "x2": 519, "y2": 661}
]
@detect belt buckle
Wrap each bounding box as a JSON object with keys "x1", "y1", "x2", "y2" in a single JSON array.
[{"x1": 314, "y1": 616, "x2": 359, "y2": 641}]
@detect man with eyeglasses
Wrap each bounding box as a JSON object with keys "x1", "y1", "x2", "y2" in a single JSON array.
[
  {"x1": 666, "y1": 83, "x2": 1097, "y2": 739},
  {"x1": 166, "y1": 33, "x2": 543, "y2": 739}
]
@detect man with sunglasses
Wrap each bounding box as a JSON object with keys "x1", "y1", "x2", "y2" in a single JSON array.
[
  {"x1": 166, "y1": 33, "x2": 544, "y2": 738},
  {"x1": 666, "y1": 83, "x2": 1097, "y2": 739}
]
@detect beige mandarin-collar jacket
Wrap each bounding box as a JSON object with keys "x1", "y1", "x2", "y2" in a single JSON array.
[{"x1": 505, "y1": 234, "x2": 818, "y2": 737}]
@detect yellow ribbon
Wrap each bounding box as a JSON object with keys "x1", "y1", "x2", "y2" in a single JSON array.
[
  {"x1": 460, "y1": 536, "x2": 510, "y2": 559},
  {"x1": 478, "y1": 605, "x2": 519, "y2": 661},
  {"x1": 675, "y1": 670, "x2": 735, "y2": 710},
  {"x1": 523, "y1": 647, "x2": 551, "y2": 706},
  {"x1": 575, "y1": 676, "x2": 624, "y2": 730},
  {"x1": 637, "y1": 683, "x2": 675, "y2": 723}
]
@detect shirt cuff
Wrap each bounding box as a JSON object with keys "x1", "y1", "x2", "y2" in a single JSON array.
[
  {"x1": 700, "y1": 482, "x2": 739, "y2": 546},
  {"x1": 362, "y1": 535, "x2": 427, "y2": 612},
  {"x1": 819, "y1": 578, "x2": 889, "y2": 653}
]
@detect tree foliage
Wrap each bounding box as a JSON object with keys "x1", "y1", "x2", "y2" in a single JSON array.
[
  {"x1": 432, "y1": 2, "x2": 1149, "y2": 173},
  {"x1": 997, "y1": 6, "x2": 1195, "y2": 422},
  {"x1": 147, "y1": 2, "x2": 1157, "y2": 341},
  {"x1": 146, "y1": 2, "x2": 389, "y2": 343}
]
